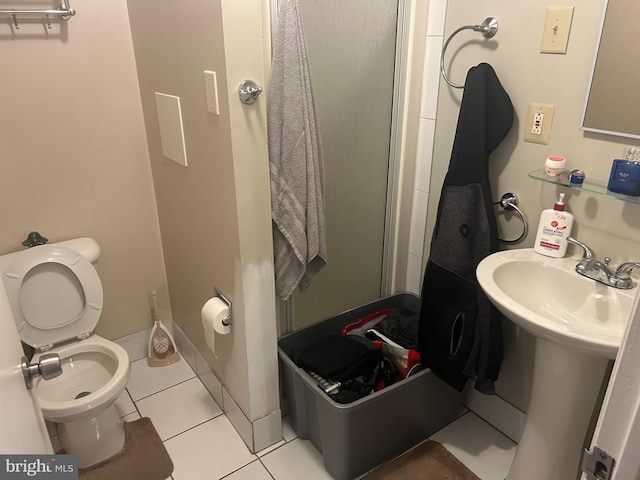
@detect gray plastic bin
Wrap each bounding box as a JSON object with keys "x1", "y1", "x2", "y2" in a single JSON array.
[{"x1": 278, "y1": 293, "x2": 465, "y2": 480}]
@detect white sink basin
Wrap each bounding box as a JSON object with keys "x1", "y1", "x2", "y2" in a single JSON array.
[
  {"x1": 476, "y1": 248, "x2": 637, "y2": 480},
  {"x1": 477, "y1": 248, "x2": 635, "y2": 359}
]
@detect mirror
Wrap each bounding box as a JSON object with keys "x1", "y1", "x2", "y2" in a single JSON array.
[{"x1": 582, "y1": 0, "x2": 640, "y2": 140}]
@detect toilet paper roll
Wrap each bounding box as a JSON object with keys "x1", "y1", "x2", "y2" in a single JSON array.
[
  {"x1": 201, "y1": 297, "x2": 231, "y2": 358},
  {"x1": 201, "y1": 297, "x2": 232, "y2": 335}
]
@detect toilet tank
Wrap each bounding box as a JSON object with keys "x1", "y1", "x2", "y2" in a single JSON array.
[
  {"x1": 53, "y1": 238, "x2": 101, "y2": 264},
  {"x1": 0, "y1": 237, "x2": 101, "y2": 267}
]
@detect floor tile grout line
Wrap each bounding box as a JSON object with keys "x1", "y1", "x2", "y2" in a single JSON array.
[
  {"x1": 158, "y1": 411, "x2": 227, "y2": 443},
  {"x1": 257, "y1": 456, "x2": 277, "y2": 480},
  {"x1": 255, "y1": 437, "x2": 290, "y2": 458},
  {"x1": 123, "y1": 388, "x2": 140, "y2": 419},
  {"x1": 129, "y1": 374, "x2": 198, "y2": 403},
  {"x1": 217, "y1": 458, "x2": 275, "y2": 480},
  {"x1": 130, "y1": 355, "x2": 197, "y2": 374}
]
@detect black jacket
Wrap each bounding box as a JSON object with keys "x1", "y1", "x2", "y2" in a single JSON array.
[{"x1": 418, "y1": 63, "x2": 513, "y2": 394}]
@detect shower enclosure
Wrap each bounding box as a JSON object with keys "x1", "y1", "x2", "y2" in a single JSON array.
[{"x1": 282, "y1": 0, "x2": 402, "y2": 331}]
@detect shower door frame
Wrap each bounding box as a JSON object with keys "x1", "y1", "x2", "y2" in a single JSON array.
[{"x1": 269, "y1": 0, "x2": 412, "y2": 333}]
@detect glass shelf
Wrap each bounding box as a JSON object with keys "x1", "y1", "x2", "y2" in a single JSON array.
[{"x1": 528, "y1": 169, "x2": 640, "y2": 205}]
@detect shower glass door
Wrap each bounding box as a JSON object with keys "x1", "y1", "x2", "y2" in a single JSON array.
[{"x1": 289, "y1": 0, "x2": 399, "y2": 330}]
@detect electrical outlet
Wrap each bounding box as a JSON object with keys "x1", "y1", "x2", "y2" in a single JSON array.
[
  {"x1": 524, "y1": 103, "x2": 555, "y2": 144},
  {"x1": 532, "y1": 113, "x2": 544, "y2": 135}
]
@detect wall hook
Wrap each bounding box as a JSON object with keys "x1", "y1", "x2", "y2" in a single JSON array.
[{"x1": 238, "y1": 80, "x2": 262, "y2": 105}]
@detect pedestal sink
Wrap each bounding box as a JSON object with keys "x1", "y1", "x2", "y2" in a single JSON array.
[{"x1": 476, "y1": 249, "x2": 637, "y2": 480}]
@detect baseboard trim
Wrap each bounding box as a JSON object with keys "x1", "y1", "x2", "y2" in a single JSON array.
[{"x1": 464, "y1": 386, "x2": 526, "y2": 443}]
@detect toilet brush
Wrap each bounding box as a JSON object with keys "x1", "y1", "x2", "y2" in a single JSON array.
[{"x1": 148, "y1": 291, "x2": 180, "y2": 367}]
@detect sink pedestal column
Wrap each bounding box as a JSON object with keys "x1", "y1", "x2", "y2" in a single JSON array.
[{"x1": 506, "y1": 339, "x2": 609, "y2": 480}]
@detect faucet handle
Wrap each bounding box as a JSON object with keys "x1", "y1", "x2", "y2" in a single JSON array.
[
  {"x1": 615, "y1": 262, "x2": 640, "y2": 281},
  {"x1": 566, "y1": 236, "x2": 595, "y2": 261}
]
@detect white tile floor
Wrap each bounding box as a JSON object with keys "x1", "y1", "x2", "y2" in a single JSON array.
[{"x1": 53, "y1": 356, "x2": 517, "y2": 480}]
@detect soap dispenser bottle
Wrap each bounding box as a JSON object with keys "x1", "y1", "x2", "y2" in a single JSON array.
[{"x1": 534, "y1": 193, "x2": 574, "y2": 258}]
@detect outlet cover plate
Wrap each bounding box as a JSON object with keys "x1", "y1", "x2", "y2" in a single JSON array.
[{"x1": 524, "y1": 102, "x2": 555, "y2": 144}]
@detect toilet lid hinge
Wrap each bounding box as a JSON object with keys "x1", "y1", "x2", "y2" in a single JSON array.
[
  {"x1": 77, "y1": 332, "x2": 92, "y2": 340},
  {"x1": 37, "y1": 344, "x2": 53, "y2": 352}
]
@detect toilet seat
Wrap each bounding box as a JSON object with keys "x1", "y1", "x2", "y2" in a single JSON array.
[
  {"x1": 2, "y1": 245, "x2": 103, "y2": 351},
  {"x1": 34, "y1": 335, "x2": 130, "y2": 423}
]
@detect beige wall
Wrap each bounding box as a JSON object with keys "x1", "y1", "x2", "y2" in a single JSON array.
[
  {"x1": 10, "y1": 0, "x2": 621, "y2": 426},
  {"x1": 0, "y1": 0, "x2": 167, "y2": 340},
  {"x1": 425, "y1": 0, "x2": 640, "y2": 411},
  {"x1": 0, "y1": 0, "x2": 277, "y2": 424},
  {"x1": 127, "y1": 0, "x2": 278, "y2": 421},
  {"x1": 219, "y1": 0, "x2": 278, "y2": 420}
]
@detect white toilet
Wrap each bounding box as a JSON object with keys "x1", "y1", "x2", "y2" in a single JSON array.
[{"x1": 0, "y1": 237, "x2": 131, "y2": 468}]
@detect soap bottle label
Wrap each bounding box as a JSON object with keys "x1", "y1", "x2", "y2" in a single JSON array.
[{"x1": 534, "y1": 211, "x2": 574, "y2": 257}]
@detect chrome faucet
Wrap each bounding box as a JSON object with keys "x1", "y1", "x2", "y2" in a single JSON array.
[
  {"x1": 566, "y1": 237, "x2": 637, "y2": 289},
  {"x1": 614, "y1": 262, "x2": 640, "y2": 289}
]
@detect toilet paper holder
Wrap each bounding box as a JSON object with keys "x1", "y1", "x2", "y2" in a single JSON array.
[{"x1": 215, "y1": 288, "x2": 232, "y2": 326}]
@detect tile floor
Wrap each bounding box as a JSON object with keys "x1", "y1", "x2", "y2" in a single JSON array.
[{"x1": 51, "y1": 356, "x2": 517, "y2": 480}]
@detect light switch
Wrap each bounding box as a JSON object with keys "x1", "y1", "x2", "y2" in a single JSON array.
[
  {"x1": 541, "y1": 7, "x2": 574, "y2": 54},
  {"x1": 204, "y1": 70, "x2": 220, "y2": 115},
  {"x1": 540, "y1": 7, "x2": 574, "y2": 53}
]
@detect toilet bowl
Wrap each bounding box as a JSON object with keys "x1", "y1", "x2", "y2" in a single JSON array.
[{"x1": 0, "y1": 237, "x2": 131, "y2": 468}]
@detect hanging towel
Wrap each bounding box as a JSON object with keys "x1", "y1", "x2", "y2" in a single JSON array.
[
  {"x1": 417, "y1": 63, "x2": 513, "y2": 395},
  {"x1": 268, "y1": 0, "x2": 327, "y2": 301}
]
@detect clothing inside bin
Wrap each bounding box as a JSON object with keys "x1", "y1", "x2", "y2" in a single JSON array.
[
  {"x1": 291, "y1": 308, "x2": 422, "y2": 404},
  {"x1": 343, "y1": 308, "x2": 422, "y2": 379},
  {"x1": 291, "y1": 333, "x2": 397, "y2": 403},
  {"x1": 292, "y1": 334, "x2": 379, "y2": 381}
]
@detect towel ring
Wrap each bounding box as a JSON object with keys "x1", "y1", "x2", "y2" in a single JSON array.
[
  {"x1": 440, "y1": 17, "x2": 498, "y2": 89},
  {"x1": 494, "y1": 192, "x2": 527, "y2": 244}
]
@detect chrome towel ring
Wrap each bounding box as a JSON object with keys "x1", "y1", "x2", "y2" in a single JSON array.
[
  {"x1": 494, "y1": 192, "x2": 527, "y2": 244},
  {"x1": 440, "y1": 17, "x2": 499, "y2": 89}
]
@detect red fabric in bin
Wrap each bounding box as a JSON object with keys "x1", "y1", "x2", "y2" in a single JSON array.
[{"x1": 342, "y1": 309, "x2": 421, "y2": 379}]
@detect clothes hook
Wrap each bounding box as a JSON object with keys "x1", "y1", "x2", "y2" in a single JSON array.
[{"x1": 238, "y1": 80, "x2": 263, "y2": 105}]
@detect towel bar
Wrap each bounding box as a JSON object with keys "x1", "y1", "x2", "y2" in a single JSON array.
[
  {"x1": 440, "y1": 17, "x2": 498, "y2": 89},
  {"x1": 0, "y1": 0, "x2": 75, "y2": 28},
  {"x1": 494, "y1": 192, "x2": 527, "y2": 243}
]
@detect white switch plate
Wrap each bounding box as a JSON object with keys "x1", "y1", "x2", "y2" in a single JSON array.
[
  {"x1": 155, "y1": 92, "x2": 188, "y2": 166},
  {"x1": 204, "y1": 70, "x2": 220, "y2": 115},
  {"x1": 541, "y1": 6, "x2": 574, "y2": 54},
  {"x1": 524, "y1": 102, "x2": 555, "y2": 144}
]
